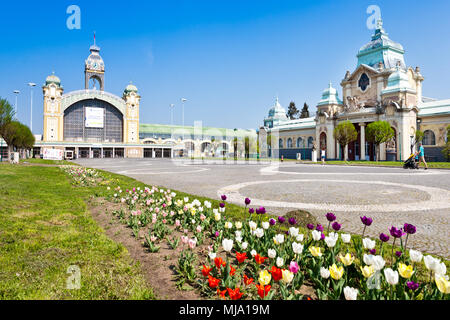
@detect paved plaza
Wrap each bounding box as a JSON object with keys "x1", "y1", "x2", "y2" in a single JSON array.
[{"x1": 76, "y1": 158, "x2": 450, "y2": 258}]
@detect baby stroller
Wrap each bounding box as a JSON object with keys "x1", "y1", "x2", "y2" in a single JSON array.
[{"x1": 403, "y1": 154, "x2": 418, "y2": 170}]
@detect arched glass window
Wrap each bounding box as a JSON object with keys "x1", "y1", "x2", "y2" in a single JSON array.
[
  {"x1": 308, "y1": 137, "x2": 314, "y2": 148},
  {"x1": 297, "y1": 137, "x2": 304, "y2": 148},
  {"x1": 358, "y1": 73, "x2": 370, "y2": 92},
  {"x1": 287, "y1": 138, "x2": 293, "y2": 148},
  {"x1": 279, "y1": 139, "x2": 283, "y2": 149},
  {"x1": 423, "y1": 130, "x2": 436, "y2": 146}
]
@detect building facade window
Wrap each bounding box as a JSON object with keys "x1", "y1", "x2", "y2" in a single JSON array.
[
  {"x1": 297, "y1": 137, "x2": 304, "y2": 148},
  {"x1": 279, "y1": 139, "x2": 283, "y2": 149},
  {"x1": 423, "y1": 130, "x2": 436, "y2": 146},
  {"x1": 308, "y1": 137, "x2": 314, "y2": 148},
  {"x1": 287, "y1": 138, "x2": 293, "y2": 148}
]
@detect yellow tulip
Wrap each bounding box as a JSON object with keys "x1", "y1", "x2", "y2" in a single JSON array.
[
  {"x1": 360, "y1": 265, "x2": 375, "y2": 278},
  {"x1": 259, "y1": 270, "x2": 272, "y2": 286},
  {"x1": 329, "y1": 264, "x2": 344, "y2": 280},
  {"x1": 339, "y1": 253, "x2": 355, "y2": 266},
  {"x1": 281, "y1": 269, "x2": 294, "y2": 284},
  {"x1": 435, "y1": 276, "x2": 450, "y2": 294},
  {"x1": 190, "y1": 207, "x2": 197, "y2": 216},
  {"x1": 309, "y1": 246, "x2": 323, "y2": 257},
  {"x1": 398, "y1": 263, "x2": 415, "y2": 279}
]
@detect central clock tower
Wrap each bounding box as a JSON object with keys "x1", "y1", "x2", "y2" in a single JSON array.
[{"x1": 85, "y1": 36, "x2": 105, "y2": 91}]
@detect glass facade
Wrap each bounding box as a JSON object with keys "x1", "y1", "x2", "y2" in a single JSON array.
[{"x1": 64, "y1": 99, "x2": 123, "y2": 143}]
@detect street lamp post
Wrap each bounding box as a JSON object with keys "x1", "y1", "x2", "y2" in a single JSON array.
[
  {"x1": 28, "y1": 83, "x2": 36, "y2": 133},
  {"x1": 13, "y1": 90, "x2": 20, "y2": 118},
  {"x1": 170, "y1": 104, "x2": 175, "y2": 126},
  {"x1": 181, "y1": 98, "x2": 187, "y2": 140}
]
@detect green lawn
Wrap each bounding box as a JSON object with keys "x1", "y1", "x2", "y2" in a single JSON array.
[
  {"x1": 0, "y1": 164, "x2": 154, "y2": 300},
  {"x1": 19, "y1": 158, "x2": 79, "y2": 166}
]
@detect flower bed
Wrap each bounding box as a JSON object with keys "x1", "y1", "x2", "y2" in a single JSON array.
[{"x1": 95, "y1": 175, "x2": 449, "y2": 300}]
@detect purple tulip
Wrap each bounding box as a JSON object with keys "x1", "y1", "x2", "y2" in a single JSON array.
[
  {"x1": 320, "y1": 233, "x2": 325, "y2": 240},
  {"x1": 219, "y1": 202, "x2": 226, "y2": 208},
  {"x1": 403, "y1": 223, "x2": 416, "y2": 235},
  {"x1": 316, "y1": 224, "x2": 324, "y2": 232},
  {"x1": 269, "y1": 218, "x2": 276, "y2": 226},
  {"x1": 332, "y1": 222, "x2": 341, "y2": 231},
  {"x1": 288, "y1": 218, "x2": 297, "y2": 226},
  {"x1": 215, "y1": 231, "x2": 220, "y2": 237},
  {"x1": 395, "y1": 251, "x2": 402, "y2": 258},
  {"x1": 256, "y1": 207, "x2": 266, "y2": 215},
  {"x1": 249, "y1": 208, "x2": 255, "y2": 214},
  {"x1": 245, "y1": 198, "x2": 251, "y2": 206},
  {"x1": 390, "y1": 226, "x2": 404, "y2": 239},
  {"x1": 278, "y1": 216, "x2": 286, "y2": 224},
  {"x1": 379, "y1": 233, "x2": 390, "y2": 242},
  {"x1": 360, "y1": 216, "x2": 373, "y2": 226},
  {"x1": 369, "y1": 249, "x2": 376, "y2": 255},
  {"x1": 306, "y1": 223, "x2": 314, "y2": 230},
  {"x1": 221, "y1": 195, "x2": 227, "y2": 201},
  {"x1": 326, "y1": 212, "x2": 336, "y2": 222},
  {"x1": 407, "y1": 281, "x2": 419, "y2": 291}
]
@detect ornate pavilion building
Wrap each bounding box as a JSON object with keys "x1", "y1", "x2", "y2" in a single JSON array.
[
  {"x1": 260, "y1": 20, "x2": 450, "y2": 162},
  {"x1": 33, "y1": 40, "x2": 256, "y2": 159}
]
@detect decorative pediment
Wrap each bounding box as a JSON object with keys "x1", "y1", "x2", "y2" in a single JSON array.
[{"x1": 343, "y1": 64, "x2": 380, "y2": 82}]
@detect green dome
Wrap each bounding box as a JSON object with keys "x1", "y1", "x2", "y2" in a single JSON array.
[
  {"x1": 45, "y1": 73, "x2": 61, "y2": 86},
  {"x1": 124, "y1": 83, "x2": 138, "y2": 94}
]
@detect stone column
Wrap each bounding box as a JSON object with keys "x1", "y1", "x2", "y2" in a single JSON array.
[
  {"x1": 359, "y1": 123, "x2": 366, "y2": 161},
  {"x1": 344, "y1": 145, "x2": 348, "y2": 161}
]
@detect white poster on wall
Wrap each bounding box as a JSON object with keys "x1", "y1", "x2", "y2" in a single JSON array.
[
  {"x1": 85, "y1": 107, "x2": 104, "y2": 128},
  {"x1": 43, "y1": 148, "x2": 64, "y2": 160}
]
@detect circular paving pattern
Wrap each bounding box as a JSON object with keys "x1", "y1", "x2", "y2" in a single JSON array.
[{"x1": 218, "y1": 179, "x2": 450, "y2": 212}]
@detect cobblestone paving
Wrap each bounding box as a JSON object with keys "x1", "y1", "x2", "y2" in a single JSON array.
[{"x1": 76, "y1": 159, "x2": 450, "y2": 258}]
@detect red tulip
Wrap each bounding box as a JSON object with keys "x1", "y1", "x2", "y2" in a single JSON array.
[
  {"x1": 236, "y1": 252, "x2": 248, "y2": 264},
  {"x1": 243, "y1": 274, "x2": 254, "y2": 286},
  {"x1": 214, "y1": 257, "x2": 226, "y2": 269},
  {"x1": 208, "y1": 275, "x2": 220, "y2": 288},
  {"x1": 270, "y1": 266, "x2": 283, "y2": 282},
  {"x1": 227, "y1": 287, "x2": 243, "y2": 300},
  {"x1": 202, "y1": 265, "x2": 212, "y2": 277},
  {"x1": 217, "y1": 288, "x2": 227, "y2": 299},
  {"x1": 255, "y1": 284, "x2": 271, "y2": 299},
  {"x1": 254, "y1": 254, "x2": 268, "y2": 265}
]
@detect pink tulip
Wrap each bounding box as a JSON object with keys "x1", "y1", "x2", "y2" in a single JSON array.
[
  {"x1": 188, "y1": 239, "x2": 197, "y2": 249},
  {"x1": 289, "y1": 261, "x2": 300, "y2": 274},
  {"x1": 175, "y1": 220, "x2": 181, "y2": 227}
]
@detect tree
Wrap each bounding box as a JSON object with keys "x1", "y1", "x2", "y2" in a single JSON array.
[
  {"x1": 0, "y1": 98, "x2": 16, "y2": 162},
  {"x1": 300, "y1": 103, "x2": 310, "y2": 119},
  {"x1": 286, "y1": 102, "x2": 299, "y2": 120},
  {"x1": 333, "y1": 121, "x2": 358, "y2": 161},
  {"x1": 442, "y1": 125, "x2": 450, "y2": 161},
  {"x1": 1, "y1": 121, "x2": 35, "y2": 162},
  {"x1": 366, "y1": 121, "x2": 395, "y2": 162}
]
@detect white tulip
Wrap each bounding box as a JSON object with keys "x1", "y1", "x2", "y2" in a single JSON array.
[
  {"x1": 276, "y1": 257, "x2": 284, "y2": 267},
  {"x1": 424, "y1": 255, "x2": 440, "y2": 272},
  {"x1": 341, "y1": 233, "x2": 351, "y2": 243},
  {"x1": 325, "y1": 236, "x2": 337, "y2": 248},
  {"x1": 371, "y1": 255, "x2": 386, "y2": 271},
  {"x1": 289, "y1": 227, "x2": 299, "y2": 237},
  {"x1": 362, "y1": 238, "x2": 376, "y2": 250},
  {"x1": 208, "y1": 252, "x2": 216, "y2": 260},
  {"x1": 249, "y1": 221, "x2": 257, "y2": 231},
  {"x1": 235, "y1": 221, "x2": 242, "y2": 229},
  {"x1": 312, "y1": 230, "x2": 322, "y2": 241},
  {"x1": 292, "y1": 242, "x2": 304, "y2": 255},
  {"x1": 344, "y1": 286, "x2": 359, "y2": 300},
  {"x1": 225, "y1": 222, "x2": 233, "y2": 229},
  {"x1": 250, "y1": 249, "x2": 257, "y2": 257},
  {"x1": 273, "y1": 234, "x2": 285, "y2": 245},
  {"x1": 320, "y1": 267, "x2": 330, "y2": 279},
  {"x1": 384, "y1": 268, "x2": 399, "y2": 285},
  {"x1": 296, "y1": 234, "x2": 304, "y2": 242},
  {"x1": 268, "y1": 249, "x2": 277, "y2": 259},
  {"x1": 434, "y1": 262, "x2": 447, "y2": 277},
  {"x1": 242, "y1": 242, "x2": 248, "y2": 250},
  {"x1": 254, "y1": 228, "x2": 264, "y2": 238},
  {"x1": 235, "y1": 235, "x2": 242, "y2": 243},
  {"x1": 262, "y1": 221, "x2": 270, "y2": 230},
  {"x1": 409, "y1": 249, "x2": 423, "y2": 263},
  {"x1": 363, "y1": 254, "x2": 374, "y2": 266},
  {"x1": 222, "y1": 239, "x2": 234, "y2": 252}
]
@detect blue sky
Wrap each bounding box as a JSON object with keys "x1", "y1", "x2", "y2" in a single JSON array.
[{"x1": 1, "y1": 0, "x2": 449, "y2": 134}]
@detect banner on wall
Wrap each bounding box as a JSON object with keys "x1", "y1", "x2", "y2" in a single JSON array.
[
  {"x1": 85, "y1": 107, "x2": 104, "y2": 128},
  {"x1": 43, "y1": 148, "x2": 64, "y2": 160}
]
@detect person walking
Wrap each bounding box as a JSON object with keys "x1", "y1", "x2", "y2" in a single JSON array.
[
  {"x1": 415, "y1": 142, "x2": 428, "y2": 170},
  {"x1": 321, "y1": 147, "x2": 326, "y2": 165}
]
